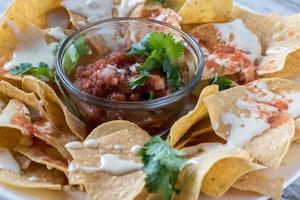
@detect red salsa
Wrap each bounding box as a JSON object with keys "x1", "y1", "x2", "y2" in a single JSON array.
[{"x1": 74, "y1": 51, "x2": 169, "y2": 101}]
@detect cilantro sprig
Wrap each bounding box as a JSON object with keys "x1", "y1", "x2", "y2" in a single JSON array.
[
  {"x1": 10, "y1": 62, "x2": 80, "y2": 118},
  {"x1": 63, "y1": 35, "x2": 91, "y2": 75},
  {"x1": 209, "y1": 75, "x2": 236, "y2": 91},
  {"x1": 140, "y1": 136, "x2": 187, "y2": 200},
  {"x1": 128, "y1": 32, "x2": 184, "y2": 92}
]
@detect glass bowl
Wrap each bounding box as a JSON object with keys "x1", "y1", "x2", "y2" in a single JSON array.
[{"x1": 56, "y1": 17, "x2": 204, "y2": 135}]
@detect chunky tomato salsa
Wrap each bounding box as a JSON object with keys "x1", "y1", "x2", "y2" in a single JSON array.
[{"x1": 73, "y1": 32, "x2": 186, "y2": 101}]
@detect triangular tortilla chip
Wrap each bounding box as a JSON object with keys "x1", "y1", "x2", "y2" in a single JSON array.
[
  {"x1": 169, "y1": 85, "x2": 218, "y2": 146},
  {"x1": 22, "y1": 76, "x2": 87, "y2": 140},
  {"x1": 5, "y1": 0, "x2": 61, "y2": 28},
  {"x1": 0, "y1": 128, "x2": 65, "y2": 190},
  {"x1": 204, "y1": 78, "x2": 300, "y2": 168},
  {"x1": 175, "y1": 143, "x2": 264, "y2": 200},
  {"x1": 177, "y1": 0, "x2": 233, "y2": 24},
  {"x1": 233, "y1": 171, "x2": 284, "y2": 200},
  {"x1": 231, "y1": 6, "x2": 300, "y2": 78},
  {"x1": 66, "y1": 120, "x2": 151, "y2": 200}
]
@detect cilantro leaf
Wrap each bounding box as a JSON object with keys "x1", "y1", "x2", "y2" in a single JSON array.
[
  {"x1": 63, "y1": 36, "x2": 91, "y2": 75},
  {"x1": 127, "y1": 32, "x2": 185, "y2": 92},
  {"x1": 140, "y1": 136, "x2": 187, "y2": 200},
  {"x1": 209, "y1": 75, "x2": 235, "y2": 91},
  {"x1": 147, "y1": 32, "x2": 184, "y2": 61},
  {"x1": 10, "y1": 63, "x2": 33, "y2": 75}
]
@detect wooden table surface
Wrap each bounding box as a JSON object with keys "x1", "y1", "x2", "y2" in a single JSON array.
[{"x1": 236, "y1": 1, "x2": 300, "y2": 199}]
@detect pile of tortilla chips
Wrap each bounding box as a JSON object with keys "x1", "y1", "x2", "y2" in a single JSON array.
[{"x1": 0, "y1": 0, "x2": 300, "y2": 200}]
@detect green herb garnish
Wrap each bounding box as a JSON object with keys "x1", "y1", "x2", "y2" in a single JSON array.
[
  {"x1": 63, "y1": 35, "x2": 91, "y2": 75},
  {"x1": 10, "y1": 62, "x2": 80, "y2": 118},
  {"x1": 128, "y1": 32, "x2": 184, "y2": 92},
  {"x1": 153, "y1": 0, "x2": 165, "y2": 3},
  {"x1": 140, "y1": 136, "x2": 187, "y2": 200},
  {"x1": 209, "y1": 75, "x2": 235, "y2": 91}
]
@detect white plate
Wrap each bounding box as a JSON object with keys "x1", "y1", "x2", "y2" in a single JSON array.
[{"x1": 1, "y1": 1, "x2": 300, "y2": 200}]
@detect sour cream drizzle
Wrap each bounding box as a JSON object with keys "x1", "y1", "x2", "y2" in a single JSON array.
[
  {"x1": 3, "y1": 21, "x2": 58, "y2": 70},
  {"x1": 78, "y1": 154, "x2": 142, "y2": 175},
  {"x1": 62, "y1": 0, "x2": 114, "y2": 23},
  {"x1": 84, "y1": 139, "x2": 98, "y2": 148},
  {"x1": 214, "y1": 19, "x2": 261, "y2": 62},
  {"x1": 130, "y1": 145, "x2": 142, "y2": 155},
  {"x1": 62, "y1": 0, "x2": 144, "y2": 23},
  {"x1": 0, "y1": 148, "x2": 21, "y2": 175},
  {"x1": 48, "y1": 27, "x2": 67, "y2": 40},
  {"x1": 65, "y1": 141, "x2": 83, "y2": 149}
]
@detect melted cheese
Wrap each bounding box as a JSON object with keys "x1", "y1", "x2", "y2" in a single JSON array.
[
  {"x1": 4, "y1": 21, "x2": 58, "y2": 70},
  {"x1": 214, "y1": 19, "x2": 261, "y2": 62}
]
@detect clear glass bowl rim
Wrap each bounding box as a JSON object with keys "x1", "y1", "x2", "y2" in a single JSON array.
[{"x1": 56, "y1": 17, "x2": 204, "y2": 110}]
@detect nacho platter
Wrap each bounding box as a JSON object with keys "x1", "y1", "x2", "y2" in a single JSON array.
[{"x1": 0, "y1": 1, "x2": 300, "y2": 200}]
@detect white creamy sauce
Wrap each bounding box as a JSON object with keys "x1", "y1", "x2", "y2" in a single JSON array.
[
  {"x1": 0, "y1": 148, "x2": 21, "y2": 175},
  {"x1": 62, "y1": 0, "x2": 114, "y2": 23},
  {"x1": 98, "y1": 154, "x2": 142, "y2": 175},
  {"x1": 48, "y1": 27, "x2": 67, "y2": 40},
  {"x1": 214, "y1": 19, "x2": 261, "y2": 62},
  {"x1": 246, "y1": 81, "x2": 276, "y2": 102},
  {"x1": 130, "y1": 145, "x2": 142, "y2": 155},
  {"x1": 247, "y1": 80, "x2": 300, "y2": 118},
  {"x1": 4, "y1": 21, "x2": 58, "y2": 70},
  {"x1": 28, "y1": 176, "x2": 39, "y2": 182},
  {"x1": 0, "y1": 0, "x2": 13, "y2": 22},
  {"x1": 84, "y1": 139, "x2": 98, "y2": 148},
  {"x1": 113, "y1": 145, "x2": 123, "y2": 151},
  {"x1": 68, "y1": 161, "x2": 79, "y2": 173},
  {"x1": 65, "y1": 141, "x2": 83, "y2": 149},
  {"x1": 78, "y1": 165, "x2": 100, "y2": 173},
  {"x1": 221, "y1": 98, "x2": 271, "y2": 147},
  {"x1": 117, "y1": 0, "x2": 144, "y2": 18}
]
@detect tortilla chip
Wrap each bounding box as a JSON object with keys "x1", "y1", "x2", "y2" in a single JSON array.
[
  {"x1": 0, "y1": 128, "x2": 65, "y2": 189},
  {"x1": 66, "y1": 121, "x2": 151, "y2": 200},
  {"x1": 164, "y1": 0, "x2": 186, "y2": 12},
  {"x1": 201, "y1": 158, "x2": 263, "y2": 198},
  {"x1": 233, "y1": 171, "x2": 284, "y2": 200},
  {"x1": 0, "y1": 22, "x2": 16, "y2": 61},
  {"x1": 15, "y1": 138, "x2": 68, "y2": 174},
  {"x1": 231, "y1": 6, "x2": 300, "y2": 78},
  {"x1": 22, "y1": 76, "x2": 87, "y2": 140},
  {"x1": 0, "y1": 80, "x2": 43, "y2": 115},
  {"x1": 0, "y1": 161, "x2": 65, "y2": 190},
  {"x1": 177, "y1": 0, "x2": 233, "y2": 24},
  {"x1": 293, "y1": 118, "x2": 300, "y2": 142},
  {"x1": 204, "y1": 78, "x2": 300, "y2": 168},
  {"x1": 86, "y1": 120, "x2": 147, "y2": 140},
  {"x1": 5, "y1": 0, "x2": 62, "y2": 28},
  {"x1": 0, "y1": 74, "x2": 23, "y2": 88},
  {"x1": 175, "y1": 143, "x2": 263, "y2": 200},
  {"x1": 33, "y1": 121, "x2": 80, "y2": 160},
  {"x1": 169, "y1": 85, "x2": 218, "y2": 146}
]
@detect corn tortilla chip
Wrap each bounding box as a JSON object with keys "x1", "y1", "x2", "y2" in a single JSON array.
[
  {"x1": 169, "y1": 85, "x2": 218, "y2": 146},
  {"x1": 201, "y1": 158, "x2": 263, "y2": 198},
  {"x1": 204, "y1": 78, "x2": 300, "y2": 168},
  {"x1": 22, "y1": 76, "x2": 87, "y2": 140},
  {"x1": 175, "y1": 143, "x2": 263, "y2": 200},
  {"x1": 5, "y1": 0, "x2": 62, "y2": 28},
  {"x1": 178, "y1": 0, "x2": 233, "y2": 24},
  {"x1": 233, "y1": 171, "x2": 284, "y2": 200},
  {"x1": 231, "y1": 6, "x2": 300, "y2": 78},
  {"x1": 0, "y1": 128, "x2": 65, "y2": 190},
  {"x1": 66, "y1": 122, "x2": 151, "y2": 200}
]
